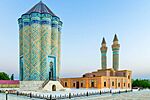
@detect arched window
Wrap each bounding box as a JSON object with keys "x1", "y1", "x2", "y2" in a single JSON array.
[
  {"x1": 124, "y1": 83, "x2": 126, "y2": 87},
  {"x1": 118, "y1": 82, "x2": 120, "y2": 87},
  {"x1": 91, "y1": 82, "x2": 94, "y2": 87},
  {"x1": 128, "y1": 75, "x2": 130, "y2": 79},
  {"x1": 112, "y1": 81, "x2": 114, "y2": 86},
  {"x1": 128, "y1": 83, "x2": 130, "y2": 88},
  {"x1": 73, "y1": 83, "x2": 75, "y2": 87},
  {"x1": 65, "y1": 82, "x2": 67, "y2": 87},
  {"x1": 104, "y1": 81, "x2": 106, "y2": 87},
  {"x1": 81, "y1": 83, "x2": 83, "y2": 87}
]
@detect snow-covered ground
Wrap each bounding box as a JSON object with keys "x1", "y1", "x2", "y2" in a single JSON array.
[{"x1": 0, "y1": 88, "x2": 150, "y2": 100}]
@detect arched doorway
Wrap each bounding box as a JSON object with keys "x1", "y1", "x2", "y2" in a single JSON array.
[
  {"x1": 76, "y1": 81, "x2": 79, "y2": 89},
  {"x1": 91, "y1": 82, "x2": 95, "y2": 88},
  {"x1": 52, "y1": 85, "x2": 56, "y2": 91}
]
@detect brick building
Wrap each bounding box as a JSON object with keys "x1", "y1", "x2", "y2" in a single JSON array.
[{"x1": 60, "y1": 35, "x2": 132, "y2": 89}]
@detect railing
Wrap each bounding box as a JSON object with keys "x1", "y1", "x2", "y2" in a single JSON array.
[
  {"x1": 59, "y1": 80, "x2": 64, "y2": 86},
  {"x1": 42, "y1": 80, "x2": 49, "y2": 88},
  {"x1": 0, "y1": 89, "x2": 133, "y2": 100}
]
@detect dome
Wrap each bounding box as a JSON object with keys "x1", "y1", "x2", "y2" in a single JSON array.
[{"x1": 25, "y1": 1, "x2": 56, "y2": 16}]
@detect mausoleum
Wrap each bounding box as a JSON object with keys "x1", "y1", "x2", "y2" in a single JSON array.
[{"x1": 18, "y1": 1, "x2": 63, "y2": 91}]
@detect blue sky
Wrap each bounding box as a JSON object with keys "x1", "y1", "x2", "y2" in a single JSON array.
[{"x1": 0, "y1": 0, "x2": 150, "y2": 79}]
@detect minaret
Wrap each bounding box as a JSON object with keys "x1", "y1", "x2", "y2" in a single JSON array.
[
  {"x1": 112, "y1": 34, "x2": 120, "y2": 70},
  {"x1": 100, "y1": 37, "x2": 108, "y2": 69}
]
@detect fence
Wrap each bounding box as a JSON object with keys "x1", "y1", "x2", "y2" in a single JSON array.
[{"x1": 0, "y1": 89, "x2": 133, "y2": 100}]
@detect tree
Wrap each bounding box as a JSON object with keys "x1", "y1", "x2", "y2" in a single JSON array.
[
  {"x1": 132, "y1": 79, "x2": 150, "y2": 89},
  {"x1": 0, "y1": 72, "x2": 10, "y2": 80}
]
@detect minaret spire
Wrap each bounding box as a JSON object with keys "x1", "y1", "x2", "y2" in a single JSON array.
[
  {"x1": 102, "y1": 37, "x2": 106, "y2": 44},
  {"x1": 113, "y1": 34, "x2": 118, "y2": 42},
  {"x1": 112, "y1": 34, "x2": 120, "y2": 70},
  {"x1": 100, "y1": 37, "x2": 107, "y2": 70}
]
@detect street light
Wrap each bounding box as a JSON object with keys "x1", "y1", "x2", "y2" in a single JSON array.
[{"x1": 5, "y1": 90, "x2": 8, "y2": 100}]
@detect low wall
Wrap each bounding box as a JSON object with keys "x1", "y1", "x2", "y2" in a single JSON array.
[
  {"x1": 20, "y1": 81, "x2": 44, "y2": 91},
  {"x1": 0, "y1": 80, "x2": 19, "y2": 88},
  {"x1": 0, "y1": 84, "x2": 19, "y2": 88}
]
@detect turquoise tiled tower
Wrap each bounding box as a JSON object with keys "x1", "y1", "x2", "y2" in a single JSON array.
[
  {"x1": 112, "y1": 34, "x2": 120, "y2": 70},
  {"x1": 18, "y1": 1, "x2": 62, "y2": 81},
  {"x1": 100, "y1": 37, "x2": 107, "y2": 69}
]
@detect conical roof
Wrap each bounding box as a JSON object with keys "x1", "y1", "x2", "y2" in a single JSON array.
[
  {"x1": 102, "y1": 37, "x2": 106, "y2": 44},
  {"x1": 25, "y1": 1, "x2": 56, "y2": 16},
  {"x1": 113, "y1": 34, "x2": 118, "y2": 41}
]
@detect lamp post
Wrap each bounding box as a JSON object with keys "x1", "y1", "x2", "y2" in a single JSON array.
[{"x1": 5, "y1": 90, "x2": 8, "y2": 100}]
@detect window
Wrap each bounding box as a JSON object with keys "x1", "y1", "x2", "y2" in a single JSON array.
[
  {"x1": 73, "y1": 83, "x2": 75, "y2": 87},
  {"x1": 112, "y1": 81, "x2": 114, "y2": 86},
  {"x1": 128, "y1": 75, "x2": 130, "y2": 79},
  {"x1": 93, "y1": 75, "x2": 95, "y2": 77},
  {"x1": 128, "y1": 83, "x2": 130, "y2": 88},
  {"x1": 118, "y1": 82, "x2": 120, "y2": 87},
  {"x1": 65, "y1": 82, "x2": 67, "y2": 87},
  {"x1": 83, "y1": 75, "x2": 86, "y2": 77},
  {"x1": 104, "y1": 82, "x2": 106, "y2": 87},
  {"x1": 124, "y1": 83, "x2": 126, "y2": 87},
  {"x1": 81, "y1": 83, "x2": 83, "y2": 87}
]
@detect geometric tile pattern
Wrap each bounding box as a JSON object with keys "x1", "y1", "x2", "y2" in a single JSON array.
[
  {"x1": 112, "y1": 50, "x2": 119, "y2": 70},
  {"x1": 18, "y1": 13, "x2": 62, "y2": 81},
  {"x1": 40, "y1": 24, "x2": 51, "y2": 80},
  {"x1": 57, "y1": 21, "x2": 62, "y2": 79},
  {"x1": 112, "y1": 40, "x2": 120, "y2": 70},
  {"x1": 57, "y1": 31, "x2": 61, "y2": 79},
  {"x1": 100, "y1": 39, "x2": 107, "y2": 70},
  {"x1": 51, "y1": 21, "x2": 59, "y2": 79},
  {"x1": 22, "y1": 25, "x2": 31, "y2": 81},
  {"x1": 101, "y1": 52, "x2": 107, "y2": 69},
  {"x1": 30, "y1": 23, "x2": 41, "y2": 80},
  {"x1": 19, "y1": 25, "x2": 23, "y2": 56},
  {"x1": 19, "y1": 23, "x2": 23, "y2": 81}
]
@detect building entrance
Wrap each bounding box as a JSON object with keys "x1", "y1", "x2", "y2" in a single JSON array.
[
  {"x1": 48, "y1": 56, "x2": 56, "y2": 81},
  {"x1": 91, "y1": 82, "x2": 94, "y2": 87},
  {"x1": 52, "y1": 85, "x2": 56, "y2": 91},
  {"x1": 76, "y1": 81, "x2": 79, "y2": 89}
]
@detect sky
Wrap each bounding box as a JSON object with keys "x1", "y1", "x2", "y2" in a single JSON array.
[{"x1": 0, "y1": 0, "x2": 150, "y2": 79}]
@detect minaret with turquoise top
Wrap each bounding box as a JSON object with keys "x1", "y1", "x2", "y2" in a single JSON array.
[
  {"x1": 100, "y1": 37, "x2": 108, "y2": 69},
  {"x1": 18, "y1": 1, "x2": 62, "y2": 81},
  {"x1": 112, "y1": 34, "x2": 120, "y2": 70}
]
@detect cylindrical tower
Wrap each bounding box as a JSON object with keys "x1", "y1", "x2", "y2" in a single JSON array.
[
  {"x1": 18, "y1": 18, "x2": 23, "y2": 56},
  {"x1": 51, "y1": 16, "x2": 59, "y2": 81},
  {"x1": 40, "y1": 13, "x2": 52, "y2": 80},
  {"x1": 58, "y1": 21, "x2": 63, "y2": 79},
  {"x1": 18, "y1": 18, "x2": 23, "y2": 81},
  {"x1": 18, "y1": 1, "x2": 62, "y2": 81},
  {"x1": 112, "y1": 34, "x2": 120, "y2": 70},
  {"x1": 22, "y1": 14, "x2": 31, "y2": 80},
  {"x1": 30, "y1": 12, "x2": 41, "y2": 80},
  {"x1": 100, "y1": 37, "x2": 107, "y2": 69}
]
